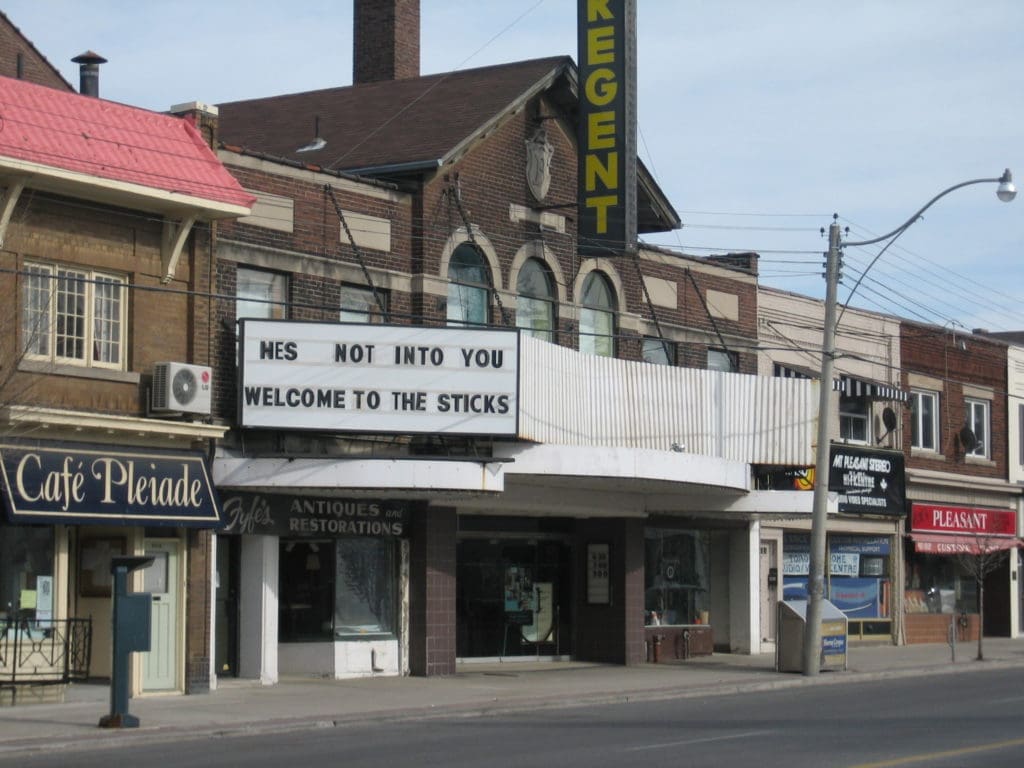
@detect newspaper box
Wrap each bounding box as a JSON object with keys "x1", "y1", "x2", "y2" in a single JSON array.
[{"x1": 776, "y1": 599, "x2": 848, "y2": 673}]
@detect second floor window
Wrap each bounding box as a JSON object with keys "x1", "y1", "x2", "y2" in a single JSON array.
[
  {"x1": 964, "y1": 398, "x2": 990, "y2": 458},
  {"x1": 236, "y1": 267, "x2": 287, "y2": 320},
  {"x1": 340, "y1": 284, "x2": 387, "y2": 323},
  {"x1": 707, "y1": 348, "x2": 737, "y2": 373},
  {"x1": 910, "y1": 389, "x2": 939, "y2": 451},
  {"x1": 579, "y1": 271, "x2": 615, "y2": 357},
  {"x1": 515, "y1": 258, "x2": 555, "y2": 342},
  {"x1": 643, "y1": 337, "x2": 674, "y2": 365},
  {"x1": 447, "y1": 244, "x2": 490, "y2": 327},
  {"x1": 839, "y1": 395, "x2": 870, "y2": 444},
  {"x1": 22, "y1": 262, "x2": 126, "y2": 369}
]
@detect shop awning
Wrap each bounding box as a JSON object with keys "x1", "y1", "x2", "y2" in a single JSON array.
[
  {"x1": 772, "y1": 365, "x2": 909, "y2": 403},
  {"x1": 909, "y1": 532, "x2": 1023, "y2": 555},
  {"x1": 833, "y1": 375, "x2": 910, "y2": 404},
  {"x1": 0, "y1": 440, "x2": 221, "y2": 528}
]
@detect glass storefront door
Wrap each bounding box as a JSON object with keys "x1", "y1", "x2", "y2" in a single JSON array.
[{"x1": 457, "y1": 538, "x2": 572, "y2": 659}]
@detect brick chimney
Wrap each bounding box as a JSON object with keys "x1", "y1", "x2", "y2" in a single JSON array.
[
  {"x1": 353, "y1": 0, "x2": 420, "y2": 84},
  {"x1": 169, "y1": 101, "x2": 219, "y2": 148}
]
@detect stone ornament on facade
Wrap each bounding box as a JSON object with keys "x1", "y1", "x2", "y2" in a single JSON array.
[{"x1": 525, "y1": 126, "x2": 553, "y2": 202}]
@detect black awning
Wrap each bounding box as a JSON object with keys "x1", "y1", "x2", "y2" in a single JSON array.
[{"x1": 833, "y1": 375, "x2": 910, "y2": 404}]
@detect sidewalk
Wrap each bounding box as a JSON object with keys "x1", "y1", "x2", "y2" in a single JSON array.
[{"x1": 3, "y1": 638, "x2": 1024, "y2": 757}]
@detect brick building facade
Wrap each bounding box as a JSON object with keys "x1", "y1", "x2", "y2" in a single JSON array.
[
  {"x1": 900, "y1": 322, "x2": 1019, "y2": 643},
  {"x1": 0, "y1": 49, "x2": 252, "y2": 704},
  {"x1": 205, "y1": 0, "x2": 779, "y2": 684}
]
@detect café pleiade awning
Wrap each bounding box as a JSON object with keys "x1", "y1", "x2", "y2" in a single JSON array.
[{"x1": 0, "y1": 440, "x2": 221, "y2": 527}]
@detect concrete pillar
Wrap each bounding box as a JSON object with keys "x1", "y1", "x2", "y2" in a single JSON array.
[
  {"x1": 239, "y1": 535, "x2": 278, "y2": 684},
  {"x1": 727, "y1": 521, "x2": 759, "y2": 654}
]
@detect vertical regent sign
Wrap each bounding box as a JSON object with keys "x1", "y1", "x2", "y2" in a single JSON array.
[
  {"x1": 577, "y1": 0, "x2": 637, "y2": 256},
  {"x1": 238, "y1": 321, "x2": 519, "y2": 435}
]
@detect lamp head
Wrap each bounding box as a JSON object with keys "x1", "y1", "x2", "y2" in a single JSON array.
[{"x1": 997, "y1": 168, "x2": 1016, "y2": 202}]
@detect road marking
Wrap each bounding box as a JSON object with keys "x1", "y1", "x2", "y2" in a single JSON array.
[
  {"x1": 849, "y1": 736, "x2": 1024, "y2": 767},
  {"x1": 624, "y1": 730, "x2": 773, "y2": 751},
  {"x1": 986, "y1": 695, "x2": 1024, "y2": 705}
]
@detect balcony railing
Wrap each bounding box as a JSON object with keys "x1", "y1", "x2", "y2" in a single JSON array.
[{"x1": 0, "y1": 617, "x2": 92, "y2": 689}]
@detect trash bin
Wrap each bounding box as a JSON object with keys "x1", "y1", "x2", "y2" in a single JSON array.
[{"x1": 776, "y1": 599, "x2": 848, "y2": 673}]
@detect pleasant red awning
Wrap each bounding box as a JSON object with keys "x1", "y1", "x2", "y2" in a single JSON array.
[{"x1": 909, "y1": 532, "x2": 1023, "y2": 555}]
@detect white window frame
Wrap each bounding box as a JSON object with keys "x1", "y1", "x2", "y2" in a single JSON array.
[
  {"x1": 965, "y1": 397, "x2": 990, "y2": 459},
  {"x1": 839, "y1": 395, "x2": 871, "y2": 444},
  {"x1": 236, "y1": 266, "x2": 287, "y2": 321},
  {"x1": 21, "y1": 262, "x2": 127, "y2": 370},
  {"x1": 910, "y1": 389, "x2": 939, "y2": 452}
]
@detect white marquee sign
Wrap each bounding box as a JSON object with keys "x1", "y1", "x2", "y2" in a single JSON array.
[{"x1": 238, "y1": 320, "x2": 519, "y2": 435}]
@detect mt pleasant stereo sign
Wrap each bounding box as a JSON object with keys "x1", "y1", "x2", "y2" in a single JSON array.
[{"x1": 239, "y1": 321, "x2": 519, "y2": 435}]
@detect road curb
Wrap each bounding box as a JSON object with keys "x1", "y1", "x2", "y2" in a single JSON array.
[{"x1": 2, "y1": 656, "x2": 1024, "y2": 758}]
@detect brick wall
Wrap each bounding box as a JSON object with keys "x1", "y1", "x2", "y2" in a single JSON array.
[
  {"x1": 409, "y1": 504, "x2": 456, "y2": 676},
  {"x1": 0, "y1": 193, "x2": 206, "y2": 415},
  {"x1": 214, "y1": 88, "x2": 758, "y2": 377},
  {"x1": 185, "y1": 529, "x2": 213, "y2": 693},
  {"x1": 900, "y1": 322, "x2": 1008, "y2": 478},
  {"x1": 353, "y1": 0, "x2": 420, "y2": 84},
  {"x1": 0, "y1": 14, "x2": 73, "y2": 91}
]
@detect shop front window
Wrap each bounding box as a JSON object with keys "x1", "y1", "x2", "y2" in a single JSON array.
[
  {"x1": 334, "y1": 538, "x2": 395, "y2": 638},
  {"x1": 905, "y1": 553, "x2": 980, "y2": 614},
  {"x1": 783, "y1": 533, "x2": 893, "y2": 629},
  {"x1": 279, "y1": 538, "x2": 397, "y2": 642},
  {"x1": 644, "y1": 528, "x2": 709, "y2": 626},
  {"x1": 0, "y1": 525, "x2": 54, "y2": 624}
]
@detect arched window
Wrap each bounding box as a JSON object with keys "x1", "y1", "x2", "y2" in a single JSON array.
[
  {"x1": 579, "y1": 271, "x2": 615, "y2": 357},
  {"x1": 447, "y1": 244, "x2": 490, "y2": 327},
  {"x1": 516, "y1": 258, "x2": 555, "y2": 342}
]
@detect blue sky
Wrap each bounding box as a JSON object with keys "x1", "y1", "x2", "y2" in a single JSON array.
[{"x1": 6, "y1": 1, "x2": 1023, "y2": 332}]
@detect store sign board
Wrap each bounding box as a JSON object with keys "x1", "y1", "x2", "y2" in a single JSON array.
[
  {"x1": 577, "y1": 0, "x2": 638, "y2": 256},
  {"x1": 238, "y1": 320, "x2": 519, "y2": 436},
  {"x1": 910, "y1": 503, "x2": 1016, "y2": 536},
  {"x1": 0, "y1": 440, "x2": 220, "y2": 527},
  {"x1": 783, "y1": 551, "x2": 810, "y2": 576},
  {"x1": 829, "y1": 552, "x2": 860, "y2": 577},
  {"x1": 827, "y1": 444, "x2": 905, "y2": 516},
  {"x1": 829, "y1": 535, "x2": 890, "y2": 555},
  {"x1": 218, "y1": 491, "x2": 408, "y2": 538}
]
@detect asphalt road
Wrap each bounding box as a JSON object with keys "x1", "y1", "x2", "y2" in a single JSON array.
[{"x1": 7, "y1": 668, "x2": 1024, "y2": 768}]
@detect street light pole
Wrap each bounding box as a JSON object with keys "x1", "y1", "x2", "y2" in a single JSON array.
[{"x1": 801, "y1": 169, "x2": 1016, "y2": 677}]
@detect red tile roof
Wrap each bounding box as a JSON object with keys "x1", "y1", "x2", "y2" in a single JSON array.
[{"x1": 0, "y1": 75, "x2": 254, "y2": 212}]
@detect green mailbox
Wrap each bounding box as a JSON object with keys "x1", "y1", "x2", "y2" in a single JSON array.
[{"x1": 98, "y1": 556, "x2": 153, "y2": 729}]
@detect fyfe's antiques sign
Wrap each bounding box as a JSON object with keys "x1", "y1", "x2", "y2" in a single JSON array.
[{"x1": 219, "y1": 491, "x2": 408, "y2": 538}]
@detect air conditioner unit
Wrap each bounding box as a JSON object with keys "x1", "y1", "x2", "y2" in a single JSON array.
[{"x1": 151, "y1": 362, "x2": 212, "y2": 415}]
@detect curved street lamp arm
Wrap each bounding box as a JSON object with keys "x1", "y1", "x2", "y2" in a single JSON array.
[{"x1": 842, "y1": 174, "x2": 1008, "y2": 248}]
